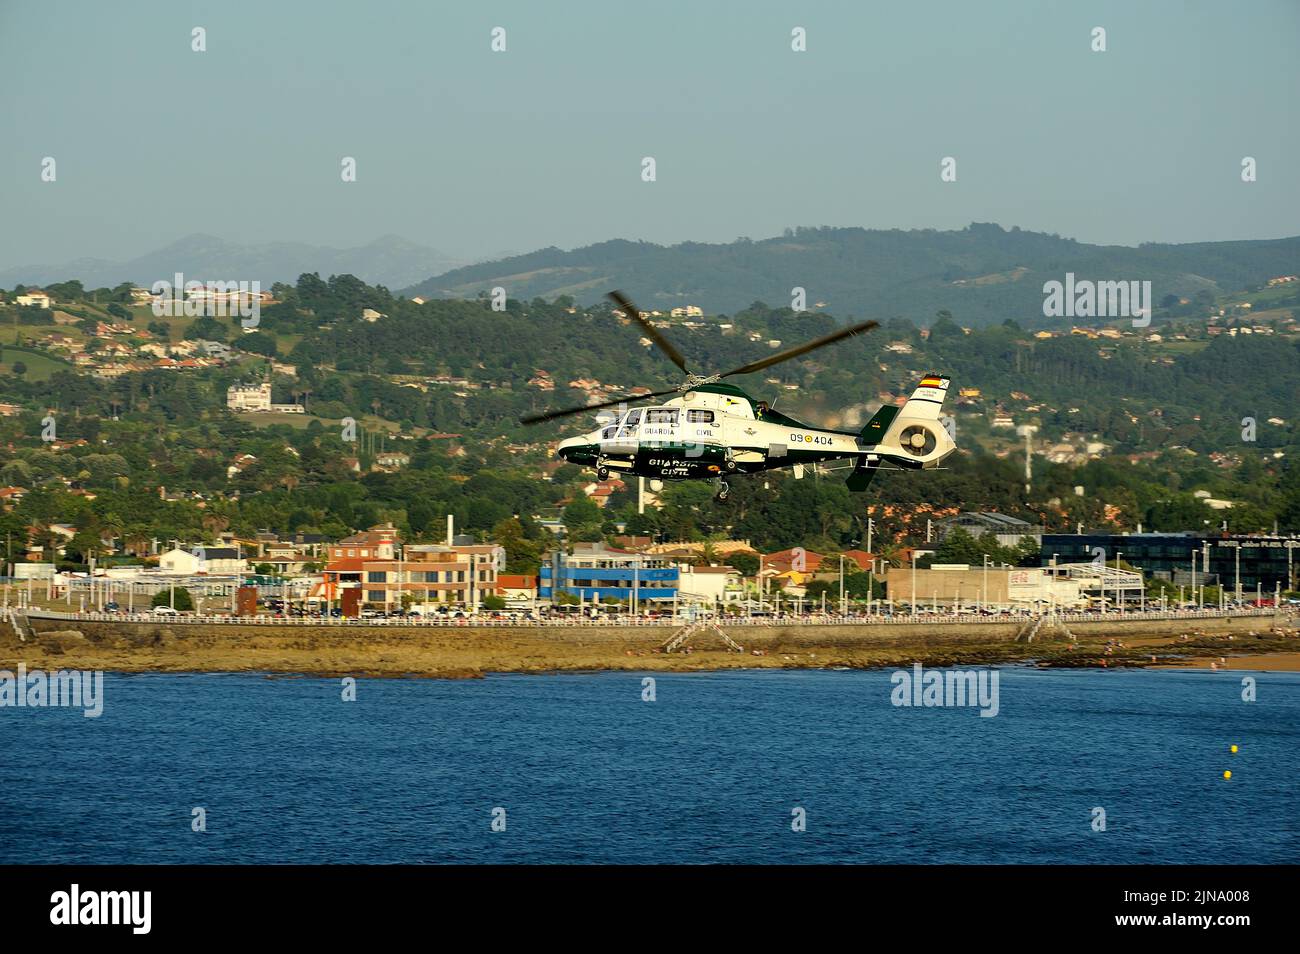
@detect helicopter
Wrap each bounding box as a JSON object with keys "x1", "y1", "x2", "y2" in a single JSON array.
[{"x1": 520, "y1": 291, "x2": 956, "y2": 501}]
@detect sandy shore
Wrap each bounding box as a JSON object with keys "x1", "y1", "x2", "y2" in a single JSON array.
[{"x1": 1156, "y1": 652, "x2": 1300, "y2": 672}]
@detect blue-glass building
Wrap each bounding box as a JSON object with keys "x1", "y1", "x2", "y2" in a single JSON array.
[{"x1": 539, "y1": 543, "x2": 678, "y2": 602}]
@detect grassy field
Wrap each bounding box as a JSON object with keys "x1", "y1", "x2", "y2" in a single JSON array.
[
  {"x1": 1151, "y1": 339, "x2": 1211, "y2": 355},
  {"x1": 0, "y1": 345, "x2": 73, "y2": 382},
  {"x1": 241, "y1": 409, "x2": 415, "y2": 435}
]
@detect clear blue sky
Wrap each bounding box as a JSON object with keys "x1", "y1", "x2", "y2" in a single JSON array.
[{"x1": 1, "y1": 0, "x2": 1297, "y2": 267}]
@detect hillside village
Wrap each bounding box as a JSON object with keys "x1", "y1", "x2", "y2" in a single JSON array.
[{"x1": 0, "y1": 270, "x2": 1297, "y2": 618}]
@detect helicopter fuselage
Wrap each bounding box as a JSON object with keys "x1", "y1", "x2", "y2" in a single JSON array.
[{"x1": 556, "y1": 381, "x2": 946, "y2": 483}]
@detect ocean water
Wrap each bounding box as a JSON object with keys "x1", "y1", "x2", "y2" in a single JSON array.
[{"x1": 2, "y1": 667, "x2": 1296, "y2": 864}]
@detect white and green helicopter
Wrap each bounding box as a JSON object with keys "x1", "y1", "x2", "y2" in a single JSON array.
[{"x1": 522, "y1": 291, "x2": 956, "y2": 500}]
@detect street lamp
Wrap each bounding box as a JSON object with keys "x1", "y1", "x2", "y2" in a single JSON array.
[
  {"x1": 910, "y1": 550, "x2": 917, "y2": 618},
  {"x1": 982, "y1": 554, "x2": 990, "y2": 614},
  {"x1": 1232, "y1": 541, "x2": 1242, "y2": 605},
  {"x1": 1202, "y1": 542, "x2": 1211, "y2": 609},
  {"x1": 1115, "y1": 550, "x2": 1123, "y2": 613},
  {"x1": 839, "y1": 554, "x2": 846, "y2": 618}
]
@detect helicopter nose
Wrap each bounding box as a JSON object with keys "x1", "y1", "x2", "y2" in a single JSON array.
[{"x1": 557, "y1": 436, "x2": 582, "y2": 459}]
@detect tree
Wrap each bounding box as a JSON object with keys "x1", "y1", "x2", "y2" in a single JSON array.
[
  {"x1": 188, "y1": 316, "x2": 228, "y2": 342},
  {"x1": 66, "y1": 528, "x2": 103, "y2": 565},
  {"x1": 10, "y1": 361, "x2": 26, "y2": 377},
  {"x1": 803, "y1": 579, "x2": 834, "y2": 600},
  {"x1": 152, "y1": 586, "x2": 195, "y2": 611},
  {"x1": 240, "y1": 331, "x2": 279, "y2": 357},
  {"x1": 480, "y1": 593, "x2": 507, "y2": 611},
  {"x1": 563, "y1": 494, "x2": 601, "y2": 529},
  {"x1": 492, "y1": 516, "x2": 543, "y2": 572},
  {"x1": 844, "y1": 571, "x2": 882, "y2": 600}
]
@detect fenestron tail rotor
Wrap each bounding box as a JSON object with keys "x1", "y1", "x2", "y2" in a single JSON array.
[{"x1": 519, "y1": 290, "x2": 879, "y2": 425}]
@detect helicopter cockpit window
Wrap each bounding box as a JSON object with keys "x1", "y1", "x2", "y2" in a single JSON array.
[
  {"x1": 601, "y1": 425, "x2": 618, "y2": 439},
  {"x1": 645, "y1": 408, "x2": 679, "y2": 425},
  {"x1": 686, "y1": 409, "x2": 715, "y2": 424},
  {"x1": 619, "y1": 408, "x2": 641, "y2": 436}
]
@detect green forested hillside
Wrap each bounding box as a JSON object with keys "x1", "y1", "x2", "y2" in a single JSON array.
[
  {"x1": 2, "y1": 271, "x2": 1299, "y2": 561},
  {"x1": 404, "y1": 223, "x2": 1300, "y2": 327}
]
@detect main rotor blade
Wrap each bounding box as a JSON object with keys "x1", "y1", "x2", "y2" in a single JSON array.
[
  {"x1": 719, "y1": 319, "x2": 879, "y2": 379},
  {"x1": 519, "y1": 386, "x2": 679, "y2": 425},
  {"x1": 607, "y1": 290, "x2": 690, "y2": 375}
]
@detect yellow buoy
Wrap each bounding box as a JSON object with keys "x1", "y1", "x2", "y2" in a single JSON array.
[
  {"x1": 1223, "y1": 770, "x2": 1232, "y2": 779},
  {"x1": 1230, "y1": 744, "x2": 1238, "y2": 754}
]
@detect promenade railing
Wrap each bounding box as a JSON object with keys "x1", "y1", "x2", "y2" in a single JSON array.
[{"x1": 12, "y1": 606, "x2": 1285, "y2": 629}]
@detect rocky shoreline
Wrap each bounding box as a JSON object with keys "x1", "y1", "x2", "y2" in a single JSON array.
[{"x1": 4, "y1": 614, "x2": 1297, "y2": 679}]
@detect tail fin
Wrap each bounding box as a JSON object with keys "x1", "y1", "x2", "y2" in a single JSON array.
[
  {"x1": 898, "y1": 374, "x2": 951, "y2": 422},
  {"x1": 858, "y1": 403, "x2": 900, "y2": 443},
  {"x1": 866, "y1": 374, "x2": 956, "y2": 469}
]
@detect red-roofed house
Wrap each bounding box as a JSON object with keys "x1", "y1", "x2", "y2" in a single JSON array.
[
  {"x1": 761, "y1": 547, "x2": 824, "y2": 574},
  {"x1": 582, "y1": 478, "x2": 626, "y2": 508},
  {"x1": 0, "y1": 486, "x2": 26, "y2": 508},
  {"x1": 495, "y1": 574, "x2": 538, "y2": 602},
  {"x1": 840, "y1": 549, "x2": 877, "y2": 572}
]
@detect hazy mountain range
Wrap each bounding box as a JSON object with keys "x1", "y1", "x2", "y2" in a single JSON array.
[
  {"x1": 8, "y1": 224, "x2": 1297, "y2": 329},
  {"x1": 0, "y1": 234, "x2": 466, "y2": 291},
  {"x1": 403, "y1": 224, "x2": 1300, "y2": 327}
]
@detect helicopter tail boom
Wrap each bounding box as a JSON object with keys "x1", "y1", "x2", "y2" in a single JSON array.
[{"x1": 863, "y1": 374, "x2": 955, "y2": 471}]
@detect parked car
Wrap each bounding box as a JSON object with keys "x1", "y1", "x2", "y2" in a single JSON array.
[{"x1": 152, "y1": 606, "x2": 178, "y2": 616}]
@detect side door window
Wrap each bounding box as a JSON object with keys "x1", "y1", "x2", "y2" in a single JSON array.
[
  {"x1": 686, "y1": 408, "x2": 716, "y2": 442},
  {"x1": 619, "y1": 408, "x2": 642, "y2": 438},
  {"x1": 686, "y1": 409, "x2": 715, "y2": 426},
  {"x1": 643, "y1": 408, "x2": 679, "y2": 443}
]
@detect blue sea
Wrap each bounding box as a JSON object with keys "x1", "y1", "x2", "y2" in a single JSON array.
[{"x1": 2, "y1": 667, "x2": 1296, "y2": 864}]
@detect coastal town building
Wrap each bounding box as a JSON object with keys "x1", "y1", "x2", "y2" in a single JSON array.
[
  {"x1": 539, "y1": 542, "x2": 678, "y2": 604},
  {"x1": 675, "y1": 564, "x2": 744, "y2": 605},
  {"x1": 226, "y1": 381, "x2": 304, "y2": 414},
  {"x1": 191, "y1": 546, "x2": 246, "y2": 575},
  {"x1": 159, "y1": 547, "x2": 202, "y2": 575},
  {"x1": 937, "y1": 512, "x2": 1043, "y2": 548},
  {"x1": 319, "y1": 525, "x2": 505, "y2": 611},
  {"x1": 15, "y1": 289, "x2": 52, "y2": 308},
  {"x1": 882, "y1": 565, "x2": 1085, "y2": 611},
  {"x1": 1039, "y1": 532, "x2": 1300, "y2": 593},
  {"x1": 495, "y1": 573, "x2": 539, "y2": 605},
  {"x1": 376, "y1": 543, "x2": 504, "y2": 608}
]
